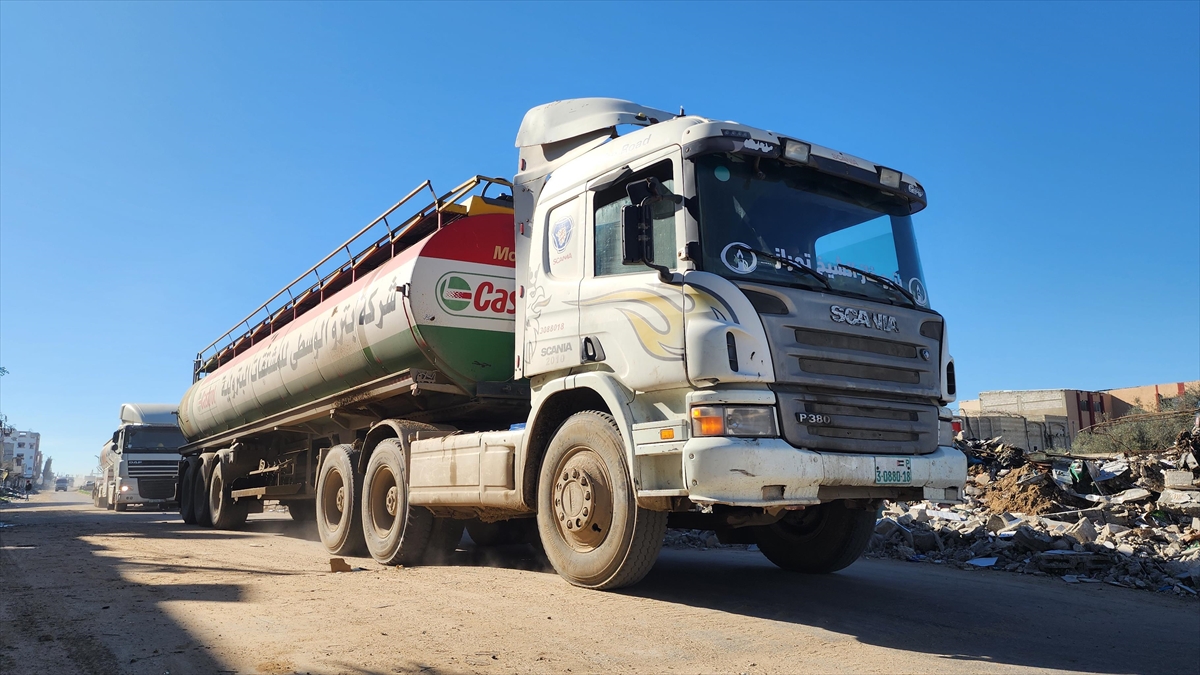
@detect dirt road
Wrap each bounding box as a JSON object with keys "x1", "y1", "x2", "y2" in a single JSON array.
[{"x1": 1, "y1": 491, "x2": 1196, "y2": 675}]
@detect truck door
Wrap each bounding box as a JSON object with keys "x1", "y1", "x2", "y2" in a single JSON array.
[
  {"x1": 521, "y1": 195, "x2": 585, "y2": 376},
  {"x1": 579, "y1": 152, "x2": 687, "y2": 391}
]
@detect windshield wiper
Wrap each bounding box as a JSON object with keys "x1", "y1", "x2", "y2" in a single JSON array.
[
  {"x1": 733, "y1": 245, "x2": 831, "y2": 290},
  {"x1": 834, "y1": 263, "x2": 918, "y2": 307}
]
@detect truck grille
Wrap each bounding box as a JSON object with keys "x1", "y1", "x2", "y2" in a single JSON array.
[
  {"x1": 773, "y1": 387, "x2": 937, "y2": 454},
  {"x1": 741, "y1": 282, "x2": 943, "y2": 454},
  {"x1": 137, "y1": 478, "x2": 176, "y2": 500},
  {"x1": 126, "y1": 459, "x2": 179, "y2": 478}
]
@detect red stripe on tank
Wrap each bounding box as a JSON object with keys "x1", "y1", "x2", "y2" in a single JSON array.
[{"x1": 420, "y1": 213, "x2": 516, "y2": 268}]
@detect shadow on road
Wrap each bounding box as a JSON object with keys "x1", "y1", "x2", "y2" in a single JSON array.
[
  {"x1": 624, "y1": 548, "x2": 1198, "y2": 675},
  {"x1": 0, "y1": 494, "x2": 236, "y2": 675}
]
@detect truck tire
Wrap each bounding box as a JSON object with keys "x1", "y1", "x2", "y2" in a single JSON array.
[
  {"x1": 191, "y1": 454, "x2": 215, "y2": 527},
  {"x1": 93, "y1": 489, "x2": 102, "y2": 509},
  {"x1": 753, "y1": 500, "x2": 880, "y2": 574},
  {"x1": 285, "y1": 500, "x2": 316, "y2": 522},
  {"x1": 180, "y1": 458, "x2": 198, "y2": 525},
  {"x1": 208, "y1": 461, "x2": 249, "y2": 530},
  {"x1": 316, "y1": 444, "x2": 366, "y2": 556},
  {"x1": 466, "y1": 519, "x2": 536, "y2": 547},
  {"x1": 361, "y1": 437, "x2": 436, "y2": 566},
  {"x1": 105, "y1": 486, "x2": 115, "y2": 510},
  {"x1": 535, "y1": 411, "x2": 667, "y2": 590},
  {"x1": 115, "y1": 501, "x2": 128, "y2": 512},
  {"x1": 423, "y1": 518, "x2": 465, "y2": 565}
]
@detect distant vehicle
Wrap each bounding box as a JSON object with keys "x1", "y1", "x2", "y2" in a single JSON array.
[
  {"x1": 83, "y1": 480, "x2": 96, "y2": 491},
  {"x1": 95, "y1": 403, "x2": 187, "y2": 511},
  {"x1": 55, "y1": 478, "x2": 69, "y2": 492}
]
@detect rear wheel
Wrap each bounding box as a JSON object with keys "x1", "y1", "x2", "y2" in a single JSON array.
[
  {"x1": 316, "y1": 444, "x2": 366, "y2": 556},
  {"x1": 208, "y1": 461, "x2": 249, "y2": 530},
  {"x1": 536, "y1": 411, "x2": 667, "y2": 590},
  {"x1": 180, "y1": 458, "x2": 198, "y2": 524},
  {"x1": 361, "y1": 437, "x2": 436, "y2": 566},
  {"x1": 423, "y1": 518, "x2": 465, "y2": 565},
  {"x1": 753, "y1": 500, "x2": 880, "y2": 573},
  {"x1": 191, "y1": 454, "x2": 214, "y2": 527}
]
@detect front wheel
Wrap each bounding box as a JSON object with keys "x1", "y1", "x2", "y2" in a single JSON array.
[
  {"x1": 316, "y1": 444, "x2": 366, "y2": 556},
  {"x1": 753, "y1": 500, "x2": 880, "y2": 574},
  {"x1": 536, "y1": 411, "x2": 666, "y2": 590}
]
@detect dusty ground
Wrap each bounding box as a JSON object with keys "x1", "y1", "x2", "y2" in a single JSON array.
[{"x1": 1, "y1": 491, "x2": 1197, "y2": 675}]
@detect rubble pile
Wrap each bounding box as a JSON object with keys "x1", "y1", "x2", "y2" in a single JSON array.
[{"x1": 868, "y1": 430, "x2": 1200, "y2": 597}]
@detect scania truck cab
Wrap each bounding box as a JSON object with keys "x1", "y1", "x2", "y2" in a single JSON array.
[
  {"x1": 96, "y1": 404, "x2": 187, "y2": 511},
  {"x1": 176, "y1": 98, "x2": 965, "y2": 590}
]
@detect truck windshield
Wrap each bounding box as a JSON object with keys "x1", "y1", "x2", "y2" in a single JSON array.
[
  {"x1": 125, "y1": 427, "x2": 187, "y2": 452},
  {"x1": 694, "y1": 153, "x2": 931, "y2": 309}
]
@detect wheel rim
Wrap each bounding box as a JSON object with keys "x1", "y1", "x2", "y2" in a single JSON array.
[
  {"x1": 322, "y1": 469, "x2": 345, "y2": 529},
  {"x1": 368, "y1": 465, "x2": 399, "y2": 534},
  {"x1": 551, "y1": 446, "x2": 613, "y2": 552}
]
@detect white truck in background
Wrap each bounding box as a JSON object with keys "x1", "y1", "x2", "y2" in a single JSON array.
[
  {"x1": 95, "y1": 403, "x2": 188, "y2": 511},
  {"x1": 176, "y1": 98, "x2": 966, "y2": 589}
]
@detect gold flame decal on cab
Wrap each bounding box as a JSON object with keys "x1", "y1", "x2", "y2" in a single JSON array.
[{"x1": 573, "y1": 286, "x2": 734, "y2": 362}]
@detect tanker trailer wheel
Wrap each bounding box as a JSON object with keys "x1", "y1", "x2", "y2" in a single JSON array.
[
  {"x1": 361, "y1": 438, "x2": 436, "y2": 565},
  {"x1": 535, "y1": 411, "x2": 667, "y2": 590},
  {"x1": 753, "y1": 499, "x2": 881, "y2": 574},
  {"x1": 208, "y1": 461, "x2": 249, "y2": 530},
  {"x1": 191, "y1": 453, "x2": 216, "y2": 527},
  {"x1": 316, "y1": 444, "x2": 366, "y2": 556},
  {"x1": 179, "y1": 458, "x2": 198, "y2": 524}
]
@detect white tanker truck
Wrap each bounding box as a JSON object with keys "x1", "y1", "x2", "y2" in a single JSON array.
[
  {"x1": 176, "y1": 98, "x2": 966, "y2": 589},
  {"x1": 96, "y1": 403, "x2": 187, "y2": 511}
]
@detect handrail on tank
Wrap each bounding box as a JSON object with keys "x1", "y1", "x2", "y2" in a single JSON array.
[{"x1": 193, "y1": 175, "x2": 513, "y2": 381}]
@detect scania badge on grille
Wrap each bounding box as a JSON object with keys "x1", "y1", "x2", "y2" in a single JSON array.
[{"x1": 830, "y1": 304, "x2": 899, "y2": 333}]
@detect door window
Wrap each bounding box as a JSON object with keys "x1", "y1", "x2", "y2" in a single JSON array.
[{"x1": 593, "y1": 160, "x2": 677, "y2": 276}]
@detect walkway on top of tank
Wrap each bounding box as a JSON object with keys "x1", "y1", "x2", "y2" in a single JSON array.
[{"x1": 193, "y1": 176, "x2": 514, "y2": 382}]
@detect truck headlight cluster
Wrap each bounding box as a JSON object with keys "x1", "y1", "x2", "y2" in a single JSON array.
[
  {"x1": 690, "y1": 406, "x2": 778, "y2": 437},
  {"x1": 120, "y1": 485, "x2": 130, "y2": 492}
]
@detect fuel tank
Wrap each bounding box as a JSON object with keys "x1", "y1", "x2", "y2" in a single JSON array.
[{"x1": 178, "y1": 213, "x2": 516, "y2": 441}]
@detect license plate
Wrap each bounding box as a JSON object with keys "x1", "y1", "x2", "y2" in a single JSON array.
[{"x1": 875, "y1": 457, "x2": 912, "y2": 485}]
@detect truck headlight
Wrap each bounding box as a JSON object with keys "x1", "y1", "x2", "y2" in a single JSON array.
[
  {"x1": 120, "y1": 485, "x2": 130, "y2": 492},
  {"x1": 690, "y1": 406, "x2": 778, "y2": 437}
]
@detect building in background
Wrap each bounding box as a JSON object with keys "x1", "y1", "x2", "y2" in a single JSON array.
[
  {"x1": 957, "y1": 380, "x2": 1198, "y2": 450},
  {"x1": 1106, "y1": 381, "x2": 1199, "y2": 416},
  {"x1": 1, "y1": 429, "x2": 42, "y2": 487}
]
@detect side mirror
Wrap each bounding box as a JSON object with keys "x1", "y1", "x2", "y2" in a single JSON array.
[
  {"x1": 112, "y1": 431, "x2": 120, "y2": 445},
  {"x1": 620, "y1": 204, "x2": 648, "y2": 265}
]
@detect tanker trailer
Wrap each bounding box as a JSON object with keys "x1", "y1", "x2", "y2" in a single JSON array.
[
  {"x1": 179, "y1": 99, "x2": 966, "y2": 591},
  {"x1": 176, "y1": 177, "x2": 526, "y2": 552}
]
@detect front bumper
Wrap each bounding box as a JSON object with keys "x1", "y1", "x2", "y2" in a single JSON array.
[{"x1": 682, "y1": 437, "x2": 966, "y2": 507}]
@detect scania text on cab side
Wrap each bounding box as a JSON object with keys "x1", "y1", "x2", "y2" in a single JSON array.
[{"x1": 175, "y1": 98, "x2": 965, "y2": 590}]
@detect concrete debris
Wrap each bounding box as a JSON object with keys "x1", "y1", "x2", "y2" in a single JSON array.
[{"x1": 867, "y1": 430, "x2": 1200, "y2": 598}]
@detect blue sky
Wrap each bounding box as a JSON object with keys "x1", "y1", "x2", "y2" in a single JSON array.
[{"x1": 2, "y1": 2, "x2": 1197, "y2": 475}]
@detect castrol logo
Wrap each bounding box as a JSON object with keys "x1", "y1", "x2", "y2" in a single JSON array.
[{"x1": 436, "y1": 272, "x2": 516, "y2": 319}]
